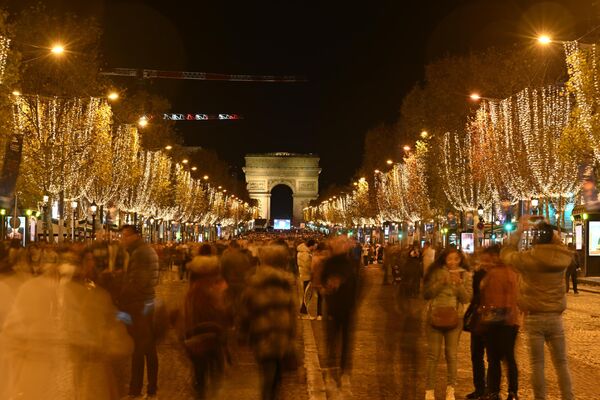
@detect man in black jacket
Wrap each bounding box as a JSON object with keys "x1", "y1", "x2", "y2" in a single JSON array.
[{"x1": 119, "y1": 225, "x2": 160, "y2": 398}]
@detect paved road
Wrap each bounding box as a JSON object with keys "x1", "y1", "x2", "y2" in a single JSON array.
[
  {"x1": 153, "y1": 267, "x2": 600, "y2": 399},
  {"x1": 308, "y1": 264, "x2": 600, "y2": 400}
]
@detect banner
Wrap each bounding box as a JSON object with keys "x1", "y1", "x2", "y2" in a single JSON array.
[{"x1": 0, "y1": 134, "x2": 23, "y2": 209}]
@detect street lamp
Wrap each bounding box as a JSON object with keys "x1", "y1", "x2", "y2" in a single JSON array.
[
  {"x1": 71, "y1": 200, "x2": 78, "y2": 241},
  {"x1": 107, "y1": 91, "x2": 119, "y2": 101},
  {"x1": 11, "y1": 90, "x2": 20, "y2": 96},
  {"x1": 203, "y1": 175, "x2": 209, "y2": 180},
  {"x1": 138, "y1": 116, "x2": 148, "y2": 128},
  {"x1": 386, "y1": 159, "x2": 393, "y2": 165},
  {"x1": 537, "y1": 34, "x2": 552, "y2": 45},
  {"x1": 191, "y1": 166, "x2": 197, "y2": 171},
  {"x1": 470, "y1": 93, "x2": 482, "y2": 101},
  {"x1": 165, "y1": 145, "x2": 173, "y2": 150},
  {"x1": 50, "y1": 44, "x2": 65, "y2": 55},
  {"x1": 531, "y1": 198, "x2": 539, "y2": 215},
  {"x1": 90, "y1": 202, "x2": 98, "y2": 241},
  {"x1": 403, "y1": 145, "x2": 411, "y2": 152},
  {"x1": 477, "y1": 204, "x2": 484, "y2": 218},
  {"x1": 420, "y1": 130, "x2": 429, "y2": 139},
  {"x1": 42, "y1": 195, "x2": 49, "y2": 242}
]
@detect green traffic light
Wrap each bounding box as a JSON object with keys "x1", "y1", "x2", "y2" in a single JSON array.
[{"x1": 504, "y1": 222, "x2": 514, "y2": 231}]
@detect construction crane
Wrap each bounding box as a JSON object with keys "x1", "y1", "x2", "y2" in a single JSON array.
[{"x1": 99, "y1": 68, "x2": 307, "y2": 83}]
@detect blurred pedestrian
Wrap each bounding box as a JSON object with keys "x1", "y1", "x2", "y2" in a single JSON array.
[
  {"x1": 423, "y1": 248, "x2": 472, "y2": 400},
  {"x1": 479, "y1": 245, "x2": 520, "y2": 400},
  {"x1": 565, "y1": 243, "x2": 579, "y2": 294},
  {"x1": 422, "y1": 241, "x2": 436, "y2": 275},
  {"x1": 240, "y1": 245, "x2": 297, "y2": 400},
  {"x1": 320, "y1": 246, "x2": 361, "y2": 394},
  {"x1": 297, "y1": 239, "x2": 316, "y2": 318},
  {"x1": 118, "y1": 225, "x2": 160, "y2": 399},
  {"x1": 177, "y1": 255, "x2": 231, "y2": 399},
  {"x1": 501, "y1": 218, "x2": 574, "y2": 400},
  {"x1": 463, "y1": 250, "x2": 489, "y2": 400}
]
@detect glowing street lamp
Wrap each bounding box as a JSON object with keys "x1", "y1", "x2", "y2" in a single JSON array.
[
  {"x1": 374, "y1": 169, "x2": 380, "y2": 174},
  {"x1": 165, "y1": 145, "x2": 173, "y2": 150},
  {"x1": 138, "y1": 116, "x2": 148, "y2": 128},
  {"x1": 537, "y1": 35, "x2": 552, "y2": 45},
  {"x1": 420, "y1": 130, "x2": 429, "y2": 139},
  {"x1": 182, "y1": 159, "x2": 189, "y2": 164},
  {"x1": 470, "y1": 93, "x2": 482, "y2": 101},
  {"x1": 11, "y1": 90, "x2": 20, "y2": 96},
  {"x1": 191, "y1": 166, "x2": 197, "y2": 171},
  {"x1": 403, "y1": 145, "x2": 411, "y2": 152},
  {"x1": 386, "y1": 159, "x2": 393, "y2": 165},
  {"x1": 203, "y1": 175, "x2": 209, "y2": 180},
  {"x1": 51, "y1": 44, "x2": 65, "y2": 55},
  {"x1": 107, "y1": 91, "x2": 119, "y2": 101}
]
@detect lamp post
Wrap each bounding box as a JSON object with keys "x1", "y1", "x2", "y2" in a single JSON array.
[
  {"x1": 90, "y1": 202, "x2": 98, "y2": 241},
  {"x1": 71, "y1": 200, "x2": 78, "y2": 242},
  {"x1": 0, "y1": 208, "x2": 5, "y2": 240},
  {"x1": 531, "y1": 198, "x2": 539, "y2": 215},
  {"x1": 42, "y1": 195, "x2": 49, "y2": 242},
  {"x1": 149, "y1": 217, "x2": 155, "y2": 243}
]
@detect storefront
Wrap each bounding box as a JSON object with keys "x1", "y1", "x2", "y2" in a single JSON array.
[{"x1": 572, "y1": 205, "x2": 600, "y2": 276}]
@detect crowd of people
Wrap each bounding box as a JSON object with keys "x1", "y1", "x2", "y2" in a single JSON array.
[{"x1": 0, "y1": 215, "x2": 582, "y2": 400}]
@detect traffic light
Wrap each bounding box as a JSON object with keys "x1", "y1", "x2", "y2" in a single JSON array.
[{"x1": 504, "y1": 222, "x2": 514, "y2": 232}]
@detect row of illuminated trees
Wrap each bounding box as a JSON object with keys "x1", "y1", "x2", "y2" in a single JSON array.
[
  {"x1": 12, "y1": 94, "x2": 256, "y2": 240},
  {"x1": 305, "y1": 40, "x2": 597, "y2": 235}
]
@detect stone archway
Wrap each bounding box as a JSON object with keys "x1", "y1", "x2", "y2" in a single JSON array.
[{"x1": 243, "y1": 153, "x2": 320, "y2": 225}]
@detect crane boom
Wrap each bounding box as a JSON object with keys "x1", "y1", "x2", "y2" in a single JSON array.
[{"x1": 100, "y1": 68, "x2": 306, "y2": 82}]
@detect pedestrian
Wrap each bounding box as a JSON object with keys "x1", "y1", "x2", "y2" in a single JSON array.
[
  {"x1": 240, "y1": 245, "x2": 297, "y2": 400},
  {"x1": 176, "y1": 255, "x2": 231, "y2": 399},
  {"x1": 297, "y1": 239, "x2": 316, "y2": 317},
  {"x1": 422, "y1": 241, "x2": 436, "y2": 275},
  {"x1": 463, "y1": 249, "x2": 489, "y2": 400},
  {"x1": 501, "y1": 218, "x2": 574, "y2": 400},
  {"x1": 118, "y1": 225, "x2": 160, "y2": 399},
  {"x1": 479, "y1": 245, "x2": 520, "y2": 400},
  {"x1": 423, "y1": 248, "x2": 472, "y2": 400},
  {"x1": 361, "y1": 242, "x2": 370, "y2": 266},
  {"x1": 320, "y1": 243, "x2": 361, "y2": 394},
  {"x1": 565, "y1": 243, "x2": 580, "y2": 294},
  {"x1": 309, "y1": 241, "x2": 329, "y2": 320}
]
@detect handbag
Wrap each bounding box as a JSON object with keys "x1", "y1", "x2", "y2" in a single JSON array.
[
  {"x1": 479, "y1": 306, "x2": 509, "y2": 325},
  {"x1": 430, "y1": 305, "x2": 459, "y2": 330},
  {"x1": 462, "y1": 303, "x2": 475, "y2": 332}
]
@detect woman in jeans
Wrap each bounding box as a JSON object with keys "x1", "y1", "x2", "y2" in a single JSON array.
[
  {"x1": 479, "y1": 245, "x2": 520, "y2": 400},
  {"x1": 423, "y1": 248, "x2": 472, "y2": 400}
]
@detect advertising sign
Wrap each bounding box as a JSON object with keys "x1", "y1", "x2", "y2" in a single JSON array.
[
  {"x1": 273, "y1": 219, "x2": 291, "y2": 230},
  {"x1": 575, "y1": 224, "x2": 583, "y2": 251},
  {"x1": 589, "y1": 221, "x2": 600, "y2": 256},
  {"x1": 461, "y1": 232, "x2": 475, "y2": 254}
]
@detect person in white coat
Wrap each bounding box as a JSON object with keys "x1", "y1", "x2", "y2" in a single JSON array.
[{"x1": 297, "y1": 239, "x2": 316, "y2": 317}]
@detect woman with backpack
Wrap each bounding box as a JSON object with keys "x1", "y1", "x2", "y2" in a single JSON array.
[{"x1": 423, "y1": 248, "x2": 472, "y2": 400}]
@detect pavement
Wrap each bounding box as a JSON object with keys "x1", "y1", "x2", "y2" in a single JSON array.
[{"x1": 150, "y1": 266, "x2": 600, "y2": 399}]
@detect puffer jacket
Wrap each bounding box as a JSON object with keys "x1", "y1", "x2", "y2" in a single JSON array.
[
  {"x1": 296, "y1": 243, "x2": 312, "y2": 281},
  {"x1": 240, "y1": 266, "x2": 296, "y2": 360},
  {"x1": 501, "y1": 242, "x2": 572, "y2": 314},
  {"x1": 423, "y1": 266, "x2": 472, "y2": 317},
  {"x1": 119, "y1": 239, "x2": 159, "y2": 308}
]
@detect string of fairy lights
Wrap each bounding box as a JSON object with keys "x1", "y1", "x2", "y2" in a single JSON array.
[
  {"x1": 308, "y1": 39, "x2": 597, "y2": 230},
  {"x1": 11, "y1": 93, "x2": 256, "y2": 227},
  {"x1": 0, "y1": 35, "x2": 10, "y2": 83}
]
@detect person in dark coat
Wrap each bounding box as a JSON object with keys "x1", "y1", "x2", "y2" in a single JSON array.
[
  {"x1": 464, "y1": 250, "x2": 489, "y2": 399},
  {"x1": 118, "y1": 225, "x2": 160, "y2": 398},
  {"x1": 320, "y1": 245, "x2": 361, "y2": 393},
  {"x1": 565, "y1": 243, "x2": 579, "y2": 294},
  {"x1": 240, "y1": 245, "x2": 297, "y2": 400}
]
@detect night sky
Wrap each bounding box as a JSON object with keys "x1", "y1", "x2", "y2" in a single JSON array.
[{"x1": 6, "y1": 0, "x2": 596, "y2": 189}]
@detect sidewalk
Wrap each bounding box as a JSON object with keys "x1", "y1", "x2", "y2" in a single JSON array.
[{"x1": 306, "y1": 264, "x2": 600, "y2": 400}]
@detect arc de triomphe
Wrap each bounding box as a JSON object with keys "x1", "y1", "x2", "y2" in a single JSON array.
[{"x1": 243, "y1": 153, "x2": 320, "y2": 224}]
